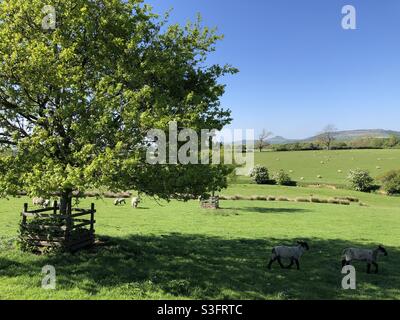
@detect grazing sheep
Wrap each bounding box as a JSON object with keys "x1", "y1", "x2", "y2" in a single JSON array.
[
  {"x1": 131, "y1": 196, "x2": 141, "y2": 208},
  {"x1": 114, "y1": 198, "x2": 126, "y2": 206},
  {"x1": 32, "y1": 197, "x2": 44, "y2": 206},
  {"x1": 32, "y1": 197, "x2": 51, "y2": 208},
  {"x1": 267, "y1": 241, "x2": 310, "y2": 270},
  {"x1": 341, "y1": 245, "x2": 388, "y2": 274}
]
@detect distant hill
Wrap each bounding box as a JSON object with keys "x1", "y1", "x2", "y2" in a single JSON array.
[
  {"x1": 257, "y1": 129, "x2": 400, "y2": 145},
  {"x1": 267, "y1": 136, "x2": 297, "y2": 145},
  {"x1": 303, "y1": 129, "x2": 400, "y2": 143},
  {"x1": 233, "y1": 129, "x2": 400, "y2": 146}
]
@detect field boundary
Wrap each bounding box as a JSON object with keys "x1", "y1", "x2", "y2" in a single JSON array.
[{"x1": 219, "y1": 195, "x2": 364, "y2": 206}]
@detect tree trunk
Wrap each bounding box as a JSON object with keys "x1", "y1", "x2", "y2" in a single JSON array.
[{"x1": 59, "y1": 189, "x2": 72, "y2": 215}]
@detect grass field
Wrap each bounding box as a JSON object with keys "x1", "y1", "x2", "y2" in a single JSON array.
[
  {"x1": 254, "y1": 149, "x2": 400, "y2": 186},
  {"x1": 1, "y1": 184, "x2": 400, "y2": 300}
]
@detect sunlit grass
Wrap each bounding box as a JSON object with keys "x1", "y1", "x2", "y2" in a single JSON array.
[
  {"x1": 1, "y1": 184, "x2": 399, "y2": 300},
  {"x1": 254, "y1": 149, "x2": 400, "y2": 185}
]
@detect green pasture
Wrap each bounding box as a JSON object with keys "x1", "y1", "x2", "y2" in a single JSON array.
[
  {"x1": 253, "y1": 149, "x2": 400, "y2": 186},
  {"x1": 1, "y1": 184, "x2": 399, "y2": 300}
]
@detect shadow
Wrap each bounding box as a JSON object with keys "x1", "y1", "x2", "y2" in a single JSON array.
[
  {"x1": 0, "y1": 234, "x2": 399, "y2": 299},
  {"x1": 222, "y1": 207, "x2": 310, "y2": 214}
]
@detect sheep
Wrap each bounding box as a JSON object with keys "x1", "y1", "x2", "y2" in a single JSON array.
[
  {"x1": 114, "y1": 198, "x2": 126, "y2": 206},
  {"x1": 43, "y1": 199, "x2": 51, "y2": 208},
  {"x1": 32, "y1": 197, "x2": 44, "y2": 206},
  {"x1": 267, "y1": 241, "x2": 310, "y2": 270},
  {"x1": 131, "y1": 196, "x2": 141, "y2": 208},
  {"x1": 32, "y1": 197, "x2": 51, "y2": 208},
  {"x1": 341, "y1": 245, "x2": 388, "y2": 274}
]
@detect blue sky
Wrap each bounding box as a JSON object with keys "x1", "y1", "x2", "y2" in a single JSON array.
[{"x1": 147, "y1": 0, "x2": 400, "y2": 139}]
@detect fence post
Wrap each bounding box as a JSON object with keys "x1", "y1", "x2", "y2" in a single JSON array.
[
  {"x1": 22, "y1": 203, "x2": 28, "y2": 225},
  {"x1": 53, "y1": 201, "x2": 58, "y2": 215},
  {"x1": 90, "y1": 203, "x2": 95, "y2": 233}
]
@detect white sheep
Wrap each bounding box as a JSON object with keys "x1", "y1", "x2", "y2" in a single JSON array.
[
  {"x1": 131, "y1": 196, "x2": 141, "y2": 208},
  {"x1": 341, "y1": 245, "x2": 388, "y2": 274},
  {"x1": 32, "y1": 197, "x2": 44, "y2": 206},
  {"x1": 32, "y1": 197, "x2": 51, "y2": 208},
  {"x1": 43, "y1": 199, "x2": 51, "y2": 208},
  {"x1": 267, "y1": 241, "x2": 310, "y2": 270},
  {"x1": 114, "y1": 198, "x2": 126, "y2": 206}
]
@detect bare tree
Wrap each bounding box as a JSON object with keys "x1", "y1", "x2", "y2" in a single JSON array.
[
  {"x1": 319, "y1": 125, "x2": 337, "y2": 150},
  {"x1": 256, "y1": 129, "x2": 273, "y2": 152}
]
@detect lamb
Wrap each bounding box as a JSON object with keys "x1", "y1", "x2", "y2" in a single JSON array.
[
  {"x1": 32, "y1": 197, "x2": 44, "y2": 206},
  {"x1": 341, "y1": 245, "x2": 388, "y2": 274},
  {"x1": 114, "y1": 198, "x2": 126, "y2": 206},
  {"x1": 267, "y1": 241, "x2": 310, "y2": 270},
  {"x1": 32, "y1": 197, "x2": 51, "y2": 208},
  {"x1": 131, "y1": 196, "x2": 141, "y2": 208}
]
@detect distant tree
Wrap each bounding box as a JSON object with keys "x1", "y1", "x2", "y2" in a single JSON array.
[
  {"x1": 250, "y1": 166, "x2": 270, "y2": 185},
  {"x1": 319, "y1": 125, "x2": 337, "y2": 150},
  {"x1": 386, "y1": 135, "x2": 400, "y2": 148},
  {"x1": 379, "y1": 170, "x2": 400, "y2": 195},
  {"x1": 347, "y1": 169, "x2": 374, "y2": 192},
  {"x1": 255, "y1": 129, "x2": 273, "y2": 152},
  {"x1": 273, "y1": 169, "x2": 295, "y2": 186}
]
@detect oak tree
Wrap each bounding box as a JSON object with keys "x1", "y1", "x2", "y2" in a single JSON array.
[{"x1": 0, "y1": 0, "x2": 237, "y2": 214}]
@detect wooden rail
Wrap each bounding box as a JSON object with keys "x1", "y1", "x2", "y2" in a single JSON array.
[
  {"x1": 20, "y1": 201, "x2": 96, "y2": 252},
  {"x1": 200, "y1": 196, "x2": 220, "y2": 209}
]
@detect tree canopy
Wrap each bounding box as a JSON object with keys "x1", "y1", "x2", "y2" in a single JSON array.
[{"x1": 0, "y1": 0, "x2": 237, "y2": 211}]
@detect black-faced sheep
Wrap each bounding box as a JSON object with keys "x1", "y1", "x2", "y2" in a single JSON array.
[
  {"x1": 267, "y1": 241, "x2": 310, "y2": 270},
  {"x1": 114, "y1": 198, "x2": 126, "y2": 206},
  {"x1": 341, "y1": 245, "x2": 388, "y2": 274}
]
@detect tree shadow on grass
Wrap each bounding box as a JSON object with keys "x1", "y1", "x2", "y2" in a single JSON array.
[
  {"x1": 230, "y1": 207, "x2": 311, "y2": 214},
  {"x1": 0, "y1": 234, "x2": 399, "y2": 299}
]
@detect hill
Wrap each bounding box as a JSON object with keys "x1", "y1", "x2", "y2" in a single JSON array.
[
  {"x1": 304, "y1": 129, "x2": 400, "y2": 142},
  {"x1": 263, "y1": 129, "x2": 400, "y2": 145}
]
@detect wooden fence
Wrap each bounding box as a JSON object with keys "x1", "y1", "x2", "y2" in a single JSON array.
[
  {"x1": 20, "y1": 202, "x2": 96, "y2": 252},
  {"x1": 200, "y1": 196, "x2": 220, "y2": 209}
]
